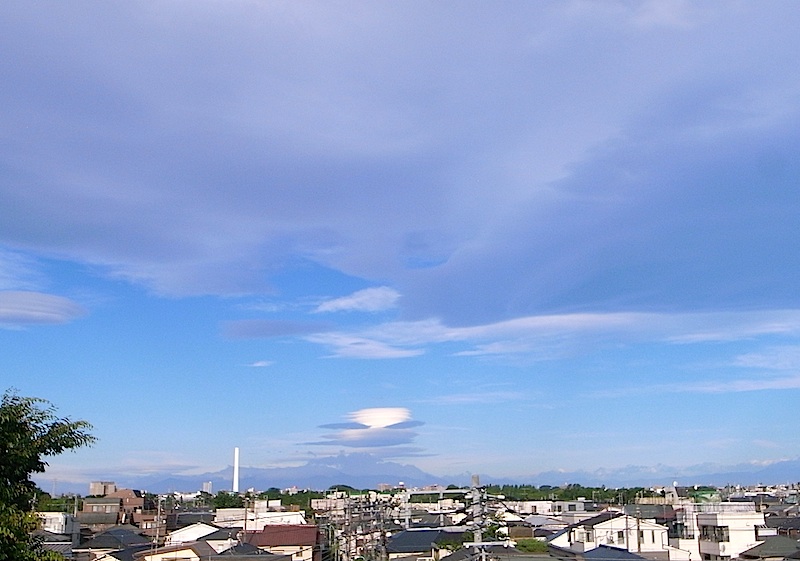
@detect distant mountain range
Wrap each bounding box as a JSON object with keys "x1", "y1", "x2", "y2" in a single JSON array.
[{"x1": 42, "y1": 453, "x2": 800, "y2": 495}]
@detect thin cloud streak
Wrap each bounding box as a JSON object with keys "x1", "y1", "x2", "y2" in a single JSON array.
[
  {"x1": 305, "y1": 309, "x2": 800, "y2": 359},
  {"x1": 0, "y1": 291, "x2": 86, "y2": 326},
  {"x1": 315, "y1": 287, "x2": 400, "y2": 313}
]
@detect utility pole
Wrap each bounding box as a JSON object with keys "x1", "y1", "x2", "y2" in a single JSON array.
[{"x1": 636, "y1": 506, "x2": 641, "y2": 553}]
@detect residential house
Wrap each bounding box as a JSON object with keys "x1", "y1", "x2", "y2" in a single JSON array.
[
  {"x1": 764, "y1": 517, "x2": 800, "y2": 539},
  {"x1": 106, "y1": 489, "x2": 149, "y2": 520},
  {"x1": 78, "y1": 497, "x2": 125, "y2": 532},
  {"x1": 385, "y1": 527, "x2": 468, "y2": 560},
  {"x1": 32, "y1": 529, "x2": 75, "y2": 560},
  {"x1": 215, "y1": 508, "x2": 306, "y2": 530},
  {"x1": 738, "y1": 536, "x2": 800, "y2": 561},
  {"x1": 244, "y1": 524, "x2": 322, "y2": 561},
  {"x1": 696, "y1": 507, "x2": 765, "y2": 561},
  {"x1": 71, "y1": 526, "x2": 151, "y2": 561},
  {"x1": 131, "y1": 540, "x2": 287, "y2": 560},
  {"x1": 165, "y1": 521, "x2": 222, "y2": 545},
  {"x1": 548, "y1": 511, "x2": 688, "y2": 561}
]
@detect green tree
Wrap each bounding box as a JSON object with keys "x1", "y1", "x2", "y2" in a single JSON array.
[
  {"x1": 0, "y1": 391, "x2": 95, "y2": 561},
  {"x1": 213, "y1": 491, "x2": 244, "y2": 509},
  {"x1": 514, "y1": 538, "x2": 549, "y2": 553}
]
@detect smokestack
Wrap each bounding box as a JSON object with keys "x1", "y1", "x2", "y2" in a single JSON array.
[{"x1": 233, "y1": 447, "x2": 240, "y2": 493}]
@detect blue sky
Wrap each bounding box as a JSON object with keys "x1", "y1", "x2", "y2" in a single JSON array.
[{"x1": 3, "y1": 1, "x2": 800, "y2": 489}]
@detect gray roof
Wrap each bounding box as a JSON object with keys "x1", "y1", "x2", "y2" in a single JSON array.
[
  {"x1": 622, "y1": 505, "x2": 675, "y2": 520},
  {"x1": 75, "y1": 527, "x2": 150, "y2": 550},
  {"x1": 386, "y1": 528, "x2": 467, "y2": 553},
  {"x1": 765, "y1": 517, "x2": 800, "y2": 530},
  {"x1": 107, "y1": 544, "x2": 152, "y2": 561},
  {"x1": 583, "y1": 545, "x2": 649, "y2": 561},
  {"x1": 445, "y1": 545, "x2": 548, "y2": 561},
  {"x1": 739, "y1": 536, "x2": 800, "y2": 559},
  {"x1": 572, "y1": 512, "x2": 622, "y2": 528}
]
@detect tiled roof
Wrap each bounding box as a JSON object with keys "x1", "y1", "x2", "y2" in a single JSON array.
[
  {"x1": 739, "y1": 536, "x2": 800, "y2": 559},
  {"x1": 386, "y1": 528, "x2": 467, "y2": 553},
  {"x1": 583, "y1": 545, "x2": 648, "y2": 561},
  {"x1": 573, "y1": 512, "x2": 622, "y2": 528},
  {"x1": 765, "y1": 517, "x2": 800, "y2": 530},
  {"x1": 245, "y1": 525, "x2": 321, "y2": 547},
  {"x1": 76, "y1": 527, "x2": 150, "y2": 549}
]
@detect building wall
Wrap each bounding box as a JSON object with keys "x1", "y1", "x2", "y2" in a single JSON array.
[{"x1": 696, "y1": 510, "x2": 764, "y2": 561}]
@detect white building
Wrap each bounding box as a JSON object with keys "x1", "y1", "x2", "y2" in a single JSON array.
[
  {"x1": 214, "y1": 508, "x2": 306, "y2": 530},
  {"x1": 696, "y1": 508, "x2": 765, "y2": 561},
  {"x1": 37, "y1": 512, "x2": 79, "y2": 535},
  {"x1": 549, "y1": 511, "x2": 690, "y2": 561}
]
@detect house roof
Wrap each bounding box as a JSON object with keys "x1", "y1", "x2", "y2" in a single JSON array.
[
  {"x1": 244, "y1": 525, "x2": 320, "y2": 547},
  {"x1": 572, "y1": 512, "x2": 622, "y2": 528},
  {"x1": 208, "y1": 544, "x2": 290, "y2": 560},
  {"x1": 765, "y1": 517, "x2": 800, "y2": 530},
  {"x1": 41, "y1": 542, "x2": 74, "y2": 556},
  {"x1": 166, "y1": 510, "x2": 217, "y2": 530},
  {"x1": 32, "y1": 529, "x2": 72, "y2": 542},
  {"x1": 739, "y1": 536, "x2": 800, "y2": 559},
  {"x1": 386, "y1": 528, "x2": 467, "y2": 554},
  {"x1": 622, "y1": 505, "x2": 675, "y2": 520},
  {"x1": 107, "y1": 489, "x2": 143, "y2": 499},
  {"x1": 444, "y1": 545, "x2": 545, "y2": 561},
  {"x1": 133, "y1": 540, "x2": 218, "y2": 559},
  {"x1": 583, "y1": 545, "x2": 649, "y2": 561},
  {"x1": 76, "y1": 527, "x2": 150, "y2": 550},
  {"x1": 204, "y1": 527, "x2": 242, "y2": 541},
  {"x1": 106, "y1": 544, "x2": 152, "y2": 561}
]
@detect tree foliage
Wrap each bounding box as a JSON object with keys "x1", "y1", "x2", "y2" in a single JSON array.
[
  {"x1": 514, "y1": 538, "x2": 549, "y2": 553},
  {"x1": 0, "y1": 391, "x2": 95, "y2": 561},
  {"x1": 212, "y1": 491, "x2": 244, "y2": 509}
]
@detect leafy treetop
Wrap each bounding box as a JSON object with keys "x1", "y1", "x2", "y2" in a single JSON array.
[{"x1": 0, "y1": 391, "x2": 95, "y2": 561}]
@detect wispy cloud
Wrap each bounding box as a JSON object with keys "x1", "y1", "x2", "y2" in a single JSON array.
[
  {"x1": 305, "y1": 333, "x2": 423, "y2": 359},
  {"x1": 304, "y1": 309, "x2": 800, "y2": 360},
  {"x1": 0, "y1": 249, "x2": 44, "y2": 291},
  {"x1": 315, "y1": 287, "x2": 400, "y2": 313},
  {"x1": 247, "y1": 360, "x2": 274, "y2": 368},
  {"x1": 732, "y1": 346, "x2": 800, "y2": 370},
  {"x1": 0, "y1": 291, "x2": 86, "y2": 327}
]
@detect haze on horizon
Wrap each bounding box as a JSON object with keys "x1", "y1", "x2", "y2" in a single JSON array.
[{"x1": 3, "y1": 1, "x2": 800, "y2": 489}]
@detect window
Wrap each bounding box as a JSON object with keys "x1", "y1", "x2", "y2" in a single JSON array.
[
  {"x1": 700, "y1": 525, "x2": 729, "y2": 542},
  {"x1": 617, "y1": 531, "x2": 625, "y2": 542},
  {"x1": 568, "y1": 504, "x2": 577, "y2": 512}
]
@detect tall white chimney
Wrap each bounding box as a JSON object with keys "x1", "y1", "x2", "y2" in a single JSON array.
[{"x1": 233, "y1": 447, "x2": 240, "y2": 493}]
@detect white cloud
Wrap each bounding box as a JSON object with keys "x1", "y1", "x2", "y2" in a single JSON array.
[
  {"x1": 349, "y1": 407, "x2": 410, "y2": 428},
  {"x1": 315, "y1": 287, "x2": 400, "y2": 313},
  {"x1": 732, "y1": 346, "x2": 800, "y2": 370},
  {"x1": 314, "y1": 407, "x2": 422, "y2": 448},
  {"x1": 0, "y1": 249, "x2": 43, "y2": 291},
  {"x1": 304, "y1": 309, "x2": 800, "y2": 360},
  {"x1": 0, "y1": 291, "x2": 86, "y2": 326},
  {"x1": 305, "y1": 333, "x2": 423, "y2": 359},
  {"x1": 248, "y1": 360, "x2": 274, "y2": 368}
]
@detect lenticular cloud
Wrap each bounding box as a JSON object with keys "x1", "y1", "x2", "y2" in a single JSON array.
[{"x1": 313, "y1": 407, "x2": 424, "y2": 448}]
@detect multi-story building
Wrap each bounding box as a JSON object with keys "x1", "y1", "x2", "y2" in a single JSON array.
[{"x1": 696, "y1": 508, "x2": 765, "y2": 561}]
